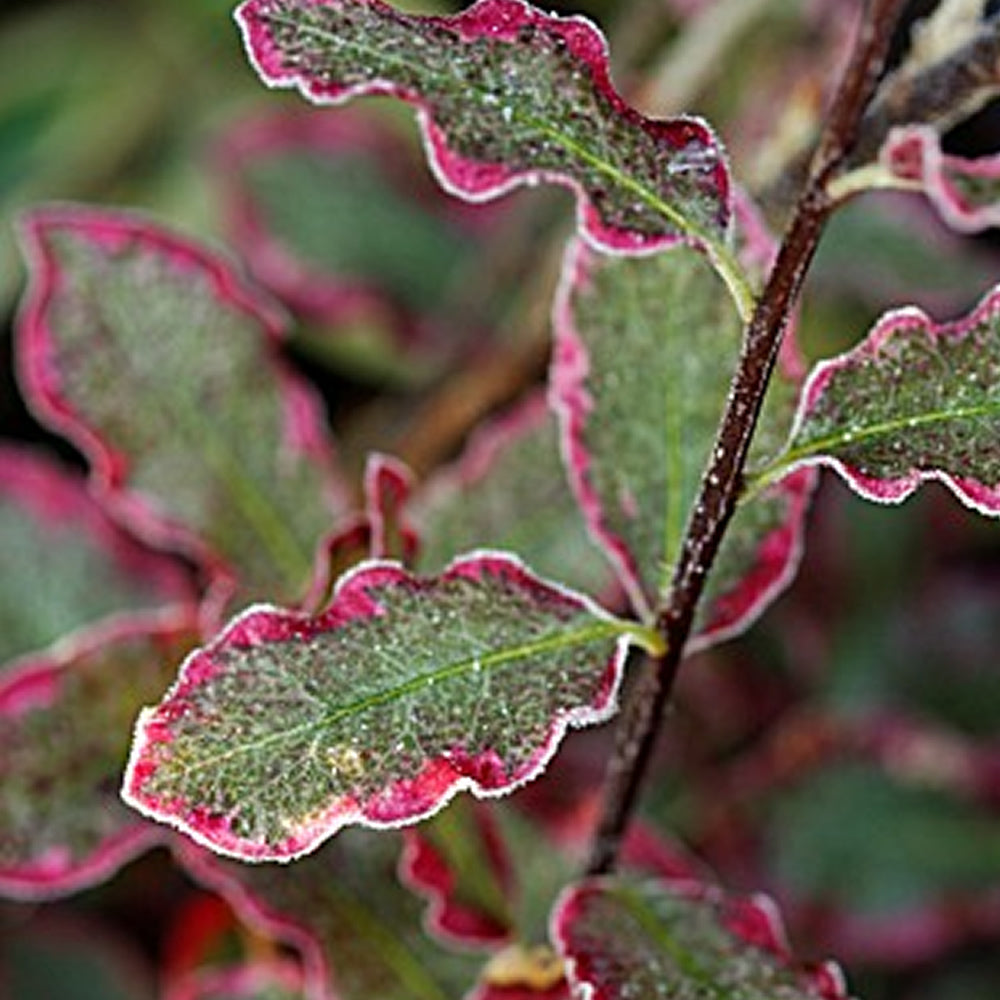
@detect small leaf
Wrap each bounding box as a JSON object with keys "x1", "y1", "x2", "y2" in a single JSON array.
[
  {"x1": 552, "y1": 237, "x2": 811, "y2": 642},
  {"x1": 0, "y1": 614, "x2": 197, "y2": 899},
  {"x1": 16, "y1": 205, "x2": 348, "y2": 610},
  {"x1": 760, "y1": 285, "x2": 1000, "y2": 512},
  {"x1": 0, "y1": 443, "x2": 194, "y2": 671},
  {"x1": 553, "y1": 875, "x2": 849, "y2": 1000},
  {"x1": 409, "y1": 393, "x2": 616, "y2": 601},
  {"x1": 123, "y1": 553, "x2": 643, "y2": 861},
  {"x1": 235, "y1": 0, "x2": 733, "y2": 258},
  {"x1": 175, "y1": 830, "x2": 481, "y2": 1000},
  {"x1": 882, "y1": 125, "x2": 1000, "y2": 234}
]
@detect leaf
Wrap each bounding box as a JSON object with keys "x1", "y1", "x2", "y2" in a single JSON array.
[
  {"x1": 16, "y1": 205, "x2": 349, "y2": 611},
  {"x1": 214, "y1": 106, "x2": 498, "y2": 329},
  {"x1": 175, "y1": 830, "x2": 482, "y2": 1000},
  {"x1": 123, "y1": 553, "x2": 648, "y2": 861},
  {"x1": 234, "y1": 0, "x2": 739, "y2": 277},
  {"x1": 400, "y1": 799, "x2": 514, "y2": 948},
  {"x1": 0, "y1": 443, "x2": 194, "y2": 671},
  {"x1": 881, "y1": 125, "x2": 1000, "y2": 234},
  {"x1": 551, "y1": 237, "x2": 813, "y2": 642},
  {"x1": 758, "y1": 285, "x2": 1000, "y2": 513},
  {"x1": 408, "y1": 393, "x2": 617, "y2": 602},
  {"x1": 552, "y1": 875, "x2": 849, "y2": 1000},
  {"x1": 0, "y1": 614, "x2": 197, "y2": 899}
]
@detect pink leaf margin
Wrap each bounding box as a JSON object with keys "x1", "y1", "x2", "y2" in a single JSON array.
[
  {"x1": 163, "y1": 958, "x2": 306, "y2": 1000},
  {"x1": 122, "y1": 551, "x2": 632, "y2": 862},
  {"x1": 785, "y1": 286, "x2": 1000, "y2": 515},
  {"x1": 15, "y1": 204, "x2": 347, "y2": 611},
  {"x1": 235, "y1": 0, "x2": 731, "y2": 256},
  {"x1": 881, "y1": 124, "x2": 1000, "y2": 234},
  {"x1": 398, "y1": 805, "x2": 513, "y2": 949},
  {"x1": 0, "y1": 442, "x2": 196, "y2": 667},
  {"x1": 0, "y1": 609, "x2": 196, "y2": 900},
  {"x1": 551, "y1": 876, "x2": 850, "y2": 1000}
]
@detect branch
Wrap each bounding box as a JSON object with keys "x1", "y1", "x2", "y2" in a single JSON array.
[{"x1": 585, "y1": 0, "x2": 910, "y2": 877}]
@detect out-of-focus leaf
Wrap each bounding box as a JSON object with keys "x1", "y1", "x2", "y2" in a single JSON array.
[
  {"x1": 234, "y1": 0, "x2": 734, "y2": 261},
  {"x1": 552, "y1": 874, "x2": 848, "y2": 1000},
  {"x1": 408, "y1": 393, "x2": 616, "y2": 602},
  {"x1": 881, "y1": 125, "x2": 1000, "y2": 234},
  {"x1": 759, "y1": 284, "x2": 1000, "y2": 513},
  {"x1": 175, "y1": 830, "x2": 481, "y2": 1000},
  {"x1": 16, "y1": 205, "x2": 349, "y2": 611},
  {"x1": 0, "y1": 443, "x2": 194, "y2": 671},
  {"x1": 551, "y1": 237, "x2": 813, "y2": 640},
  {"x1": 164, "y1": 959, "x2": 307, "y2": 1000},
  {"x1": 0, "y1": 614, "x2": 197, "y2": 899},
  {"x1": 123, "y1": 553, "x2": 649, "y2": 861}
]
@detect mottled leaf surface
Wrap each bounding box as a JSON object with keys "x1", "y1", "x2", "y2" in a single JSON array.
[
  {"x1": 176, "y1": 831, "x2": 481, "y2": 1000},
  {"x1": 882, "y1": 125, "x2": 1000, "y2": 234},
  {"x1": 552, "y1": 238, "x2": 811, "y2": 642},
  {"x1": 0, "y1": 444, "x2": 193, "y2": 670},
  {"x1": 0, "y1": 616, "x2": 196, "y2": 899},
  {"x1": 235, "y1": 0, "x2": 732, "y2": 256},
  {"x1": 124, "y1": 553, "x2": 641, "y2": 860},
  {"x1": 553, "y1": 876, "x2": 848, "y2": 1000},
  {"x1": 409, "y1": 394, "x2": 615, "y2": 601},
  {"x1": 17, "y1": 205, "x2": 347, "y2": 609},
  {"x1": 761, "y1": 285, "x2": 1000, "y2": 512}
]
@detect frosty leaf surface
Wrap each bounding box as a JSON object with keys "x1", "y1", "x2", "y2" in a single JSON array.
[
  {"x1": 881, "y1": 125, "x2": 1000, "y2": 234},
  {"x1": 0, "y1": 616, "x2": 196, "y2": 899},
  {"x1": 552, "y1": 238, "x2": 811, "y2": 642},
  {"x1": 409, "y1": 394, "x2": 615, "y2": 601},
  {"x1": 235, "y1": 0, "x2": 735, "y2": 264},
  {"x1": 0, "y1": 444, "x2": 193, "y2": 670},
  {"x1": 760, "y1": 286, "x2": 1000, "y2": 513},
  {"x1": 124, "y1": 553, "x2": 643, "y2": 861},
  {"x1": 553, "y1": 876, "x2": 847, "y2": 1000},
  {"x1": 176, "y1": 830, "x2": 481, "y2": 1000},
  {"x1": 17, "y1": 205, "x2": 347, "y2": 609}
]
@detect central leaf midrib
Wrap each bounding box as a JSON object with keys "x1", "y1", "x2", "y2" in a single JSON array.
[{"x1": 174, "y1": 619, "x2": 625, "y2": 776}]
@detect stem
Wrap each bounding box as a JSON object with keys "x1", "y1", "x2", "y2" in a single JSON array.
[{"x1": 584, "y1": 0, "x2": 909, "y2": 877}]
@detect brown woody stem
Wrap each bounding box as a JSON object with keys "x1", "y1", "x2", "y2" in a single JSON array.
[{"x1": 585, "y1": 0, "x2": 910, "y2": 876}]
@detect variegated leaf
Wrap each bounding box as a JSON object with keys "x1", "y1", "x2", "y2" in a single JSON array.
[
  {"x1": 16, "y1": 205, "x2": 348, "y2": 611},
  {"x1": 235, "y1": 0, "x2": 739, "y2": 279},
  {"x1": 0, "y1": 615, "x2": 196, "y2": 899},
  {"x1": 0, "y1": 443, "x2": 194, "y2": 671},
  {"x1": 553, "y1": 876, "x2": 849, "y2": 1000},
  {"x1": 123, "y1": 553, "x2": 651, "y2": 860},
  {"x1": 551, "y1": 237, "x2": 813, "y2": 644},
  {"x1": 757, "y1": 285, "x2": 1000, "y2": 513}
]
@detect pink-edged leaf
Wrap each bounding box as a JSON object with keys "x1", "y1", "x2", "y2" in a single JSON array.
[
  {"x1": 235, "y1": 0, "x2": 731, "y2": 256},
  {"x1": 881, "y1": 124, "x2": 1000, "y2": 233},
  {"x1": 552, "y1": 875, "x2": 849, "y2": 1000},
  {"x1": 16, "y1": 205, "x2": 349, "y2": 610},
  {"x1": 214, "y1": 106, "x2": 498, "y2": 331},
  {"x1": 0, "y1": 443, "x2": 194, "y2": 671},
  {"x1": 408, "y1": 393, "x2": 617, "y2": 602},
  {"x1": 551, "y1": 237, "x2": 813, "y2": 642},
  {"x1": 400, "y1": 799, "x2": 514, "y2": 949},
  {"x1": 764, "y1": 284, "x2": 1000, "y2": 513},
  {"x1": 164, "y1": 959, "x2": 307, "y2": 1000},
  {"x1": 175, "y1": 830, "x2": 481, "y2": 1000},
  {"x1": 364, "y1": 453, "x2": 419, "y2": 563},
  {"x1": 0, "y1": 613, "x2": 197, "y2": 899},
  {"x1": 123, "y1": 552, "x2": 645, "y2": 861}
]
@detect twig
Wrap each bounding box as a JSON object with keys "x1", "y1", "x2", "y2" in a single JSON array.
[{"x1": 585, "y1": 0, "x2": 910, "y2": 876}]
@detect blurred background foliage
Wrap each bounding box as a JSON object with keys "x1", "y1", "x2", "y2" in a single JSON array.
[{"x1": 2, "y1": 1, "x2": 1000, "y2": 998}]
